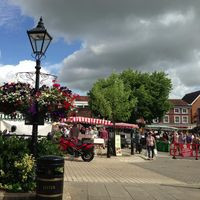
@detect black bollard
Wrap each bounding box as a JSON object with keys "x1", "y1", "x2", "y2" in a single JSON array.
[{"x1": 36, "y1": 155, "x2": 64, "y2": 200}]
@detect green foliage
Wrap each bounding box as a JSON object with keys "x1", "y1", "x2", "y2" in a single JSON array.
[
  {"x1": 88, "y1": 73, "x2": 137, "y2": 122},
  {"x1": 37, "y1": 137, "x2": 63, "y2": 158},
  {"x1": 0, "y1": 136, "x2": 33, "y2": 192},
  {"x1": 0, "y1": 136, "x2": 63, "y2": 192},
  {"x1": 89, "y1": 69, "x2": 172, "y2": 124},
  {"x1": 120, "y1": 69, "x2": 172, "y2": 123}
]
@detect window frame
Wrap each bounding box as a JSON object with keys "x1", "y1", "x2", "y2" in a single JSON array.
[
  {"x1": 174, "y1": 115, "x2": 180, "y2": 123},
  {"x1": 182, "y1": 108, "x2": 188, "y2": 114},
  {"x1": 182, "y1": 116, "x2": 188, "y2": 124},
  {"x1": 174, "y1": 108, "x2": 180, "y2": 114},
  {"x1": 163, "y1": 115, "x2": 169, "y2": 123}
]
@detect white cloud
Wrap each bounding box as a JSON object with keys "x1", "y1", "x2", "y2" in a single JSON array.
[
  {"x1": 8, "y1": 0, "x2": 200, "y2": 98},
  {"x1": 0, "y1": 60, "x2": 52, "y2": 86},
  {"x1": 159, "y1": 10, "x2": 194, "y2": 26}
]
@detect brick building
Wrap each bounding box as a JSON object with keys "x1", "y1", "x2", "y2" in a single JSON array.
[
  {"x1": 153, "y1": 99, "x2": 192, "y2": 130},
  {"x1": 182, "y1": 90, "x2": 200, "y2": 125},
  {"x1": 74, "y1": 95, "x2": 199, "y2": 130},
  {"x1": 74, "y1": 96, "x2": 92, "y2": 118}
]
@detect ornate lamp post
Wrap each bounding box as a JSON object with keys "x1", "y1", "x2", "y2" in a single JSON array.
[{"x1": 27, "y1": 17, "x2": 52, "y2": 157}]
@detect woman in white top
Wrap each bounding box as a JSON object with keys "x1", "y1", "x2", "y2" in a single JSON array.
[{"x1": 146, "y1": 132, "x2": 156, "y2": 159}]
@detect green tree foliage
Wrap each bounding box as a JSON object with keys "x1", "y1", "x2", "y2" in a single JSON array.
[
  {"x1": 88, "y1": 73, "x2": 137, "y2": 122},
  {"x1": 120, "y1": 70, "x2": 172, "y2": 123}
]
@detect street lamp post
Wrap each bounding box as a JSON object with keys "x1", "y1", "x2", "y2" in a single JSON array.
[{"x1": 27, "y1": 17, "x2": 52, "y2": 157}]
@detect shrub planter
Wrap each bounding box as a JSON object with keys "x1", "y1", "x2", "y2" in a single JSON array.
[{"x1": 0, "y1": 191, "x2": 35, "y2": 200}]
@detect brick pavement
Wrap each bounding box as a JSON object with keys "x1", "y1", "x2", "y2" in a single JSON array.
[
  {"x1": 63, "y1": 152, "x2": 200, "y2": 200},
  {"x1": 136, "y1": 151, "x2": 200, "y2": 185}
]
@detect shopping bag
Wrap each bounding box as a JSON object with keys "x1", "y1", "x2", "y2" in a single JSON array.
[{"x1": 154, "y1": 148, "x2": 158, "y2": 156}]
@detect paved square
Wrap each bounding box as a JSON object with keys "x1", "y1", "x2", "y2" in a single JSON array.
[{"x1": 63, "y1": 152, "x2": 200, "y2": 199}]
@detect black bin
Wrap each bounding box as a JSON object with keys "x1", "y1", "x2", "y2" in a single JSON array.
[{"x1": 36, "y1": 155, "x2": 64, "y2": 200}]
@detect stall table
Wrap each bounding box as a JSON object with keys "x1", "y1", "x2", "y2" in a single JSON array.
[{"x1": 93, "y1": 138, "x2": 105, "y2": 155}]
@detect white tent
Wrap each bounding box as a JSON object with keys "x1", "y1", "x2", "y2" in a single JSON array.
[{"x1": 0, "y1": 120, "x2": 52, "y2": 136}]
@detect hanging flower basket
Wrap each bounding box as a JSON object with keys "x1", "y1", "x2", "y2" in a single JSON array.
[{"x1": 0, "y1": 81, "x2": 78, "y2": 121}]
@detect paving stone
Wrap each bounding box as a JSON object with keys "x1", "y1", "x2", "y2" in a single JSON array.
[
  {"x1": 62, "y1": 151, "x2": 200, "y2": 200},
  {"x1": 105, "y1": 183, "x2": 132, "y2": 199}
]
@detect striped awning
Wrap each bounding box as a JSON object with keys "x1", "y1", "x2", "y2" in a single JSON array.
[
  {"x1": 109, "y1": 122, "x2": 139, "y2": 129},
  {"x1": 62, "y1": 117, "x2": 138, "y2": 129},
  {"x1": 62, "y1": 117, "x2": 112, "y2": 126}
]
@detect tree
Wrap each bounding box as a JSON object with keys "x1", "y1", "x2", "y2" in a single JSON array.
[
  {"x1": 88, "y1": 73, "x2": 137, "y2": 157},
  {"x1": 88, "y1": 73, "x2": 136, "y2": 122},
  {"x1": 120, "y1": 69, "x2": 172, "y2": 123}
]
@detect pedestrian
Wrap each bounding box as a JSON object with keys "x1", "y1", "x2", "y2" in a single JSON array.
[
  {"x1": 93, "y1": 126, "x2": 98, "y2": 138},
  {"x1": 99, "y1": 127, "x2": 108, "y2": 148},
  {"x1": 8, "y1": 125, "x2": 17, "y2": 135},
  {"x1": 47, "y1": 132, "x2": 53, "y2": 140},
  {"x1": 192, "y1": 134, "x2": 200, "y2": 152},
  {"x1": 69, "y1": 123, "x2": 80, "y2": 142},
  {"x1": 80, "y1": 126, "x2": 86, "y2": 134},
  {"x1": 135, "y1": 131, "x2": 142, "y2": 154},
  {"x1": 146, "y1": 132, "x2": 156, "y2": 160}
]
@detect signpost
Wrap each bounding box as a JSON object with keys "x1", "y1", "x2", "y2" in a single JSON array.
[{"x1": 115, "y1": 134, "x2": 122, "y2": 156}]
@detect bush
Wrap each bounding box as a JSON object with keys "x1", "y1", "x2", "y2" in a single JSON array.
[
  {"x1": 0, "y1": 136, "x2": 63, "y2": 192},
  {"x1": 37, "y1": 137, "x2": 63, "y2": 158}
]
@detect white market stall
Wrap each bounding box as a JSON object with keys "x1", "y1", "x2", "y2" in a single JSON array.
[{"x1": 0, "y1": 120, "x2": 52, "y2": 136}]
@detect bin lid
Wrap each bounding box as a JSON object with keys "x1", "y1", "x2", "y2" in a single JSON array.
[{"x1": 37, "y1": 155, "x2": 64, "y2": 165}]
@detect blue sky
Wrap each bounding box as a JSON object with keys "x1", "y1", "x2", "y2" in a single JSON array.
[
  {"x1": 2, "y1": 0, "x2": 200, "y2": 98},
  {"x1": 0, "y1": 2, "x2": 81, "y2": 65}
]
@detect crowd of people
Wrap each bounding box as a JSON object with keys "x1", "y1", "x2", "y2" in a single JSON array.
[
  {"x1": 50, "y1": 123, "x2": 109, "y2": 145},
  {"x1": 134, "y1": 129, "x2": 200, "y2": 160}
]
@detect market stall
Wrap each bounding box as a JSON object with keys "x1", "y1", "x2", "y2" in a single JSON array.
[
  {"x1": 110, "y1": 122, "x2": 139, "y2": 129},
  {"x1": 106, "y1": 122, "x2": 139, "y2": 155},
  {"x1": 145, "y1": 124, "x2": 178, "y2": 152},
  {"x1": 61, "y1": 116, "x2": 112, "y2": 126},
  {"x1": 145, "y1": 124, "x2": 178, "y2": 131},
  {"x1": 61, "y1": 117, "x2": 112, "y2": 154}
]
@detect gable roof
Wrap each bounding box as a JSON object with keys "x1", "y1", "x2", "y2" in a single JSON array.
[
  {"x1": 182, "y1": 90, "x2": 200, "y2": 104},
  {"x1": 169, "y1": 99, "x2": 189, "y2": 106}
]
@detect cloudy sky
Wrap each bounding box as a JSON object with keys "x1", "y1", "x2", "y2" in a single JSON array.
[{"x1": 1, "y1": 0, "x2": 200, "y2": 98}]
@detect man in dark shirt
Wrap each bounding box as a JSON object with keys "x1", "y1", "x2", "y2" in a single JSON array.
[
  {"x1": 100, "y1": 127, "x2": 108, "y2": 148},
  {"x1": 69, "y1": 124, "x2": 80, "y2": 140}
]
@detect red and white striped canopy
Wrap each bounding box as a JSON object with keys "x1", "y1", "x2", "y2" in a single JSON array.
[
  {"x1": 62, "y1": 117, "x2": 112, "y2": 126},
  {"x1": 61, "y1": 117, "x2": 138, "y2": 129}
]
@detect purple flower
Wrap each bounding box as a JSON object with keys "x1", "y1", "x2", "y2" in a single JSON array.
[{"x1": 29, "y1": 103, "x2": 37, "y2": 115}]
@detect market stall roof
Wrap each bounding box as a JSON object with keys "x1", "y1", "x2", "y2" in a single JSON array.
[
  {"x1": 145, "y1": 124, "x2": 178, "y2": 131},
  {"x1": 62, "y1": 116, "x2": 112, "y2": 126},
  {"x1": 61, "y1": 117, "x2": 138, "y2": 128},
  {"x1": 109, "y1": 122, "x2": 139, "y2": 129}
]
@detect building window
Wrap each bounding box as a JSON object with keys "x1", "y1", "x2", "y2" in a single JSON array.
[
  {"x1": 174, "y1": 116, "x2": 180, "y2": 123},
  {"x1": 174, "y1": 108, "x2": 180, "y2": 114},
  {"x1": 182, "y1": 116, "x2": 188, "y2": 123},
  {"x1": 182, "y1": 108, "x2": 188, "y2": 114},
  {"x1": 163, "y1": 115, "x2": 169, "y2": 123}
]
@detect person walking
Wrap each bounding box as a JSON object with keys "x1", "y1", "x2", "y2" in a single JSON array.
[
  {"x1": 99, "y1": 127, "x2": 108, "y2": 148},
  {"x1": 135, "y1": 131, "x2": 142, "y2": 154},
  {"x1": 69, "y1": 124, "x2": 80, "y2": 142},
  {"x1": 146, "y1": 132, "x2": 156, "y2": 160}
]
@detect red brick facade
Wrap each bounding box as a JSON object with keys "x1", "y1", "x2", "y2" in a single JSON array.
[{"x1": 154, "y1": 99, "x2": 192, "y2": 130}]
